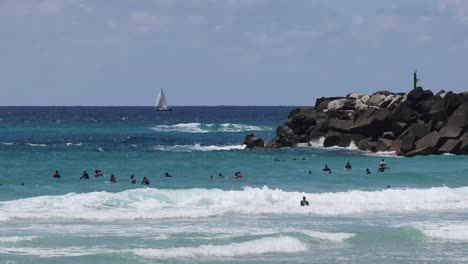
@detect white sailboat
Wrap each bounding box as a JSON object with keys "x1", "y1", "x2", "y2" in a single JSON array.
[{"x1": 155, "y1": 88, "x2": 172, "y2": 111}]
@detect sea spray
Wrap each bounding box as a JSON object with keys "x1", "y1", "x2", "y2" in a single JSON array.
[{"x1": 1, "y1": 186, "x2": 468, "y2": 221}]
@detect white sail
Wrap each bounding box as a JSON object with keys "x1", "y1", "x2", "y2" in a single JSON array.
[{"x1": 156, "y1": 89, "x2": 171, "y2": 111}]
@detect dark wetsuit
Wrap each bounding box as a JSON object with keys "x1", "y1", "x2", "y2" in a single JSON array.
[
  {"x1": 301, "y1": 200, "x2": 309, "y2": 206},
  {"x1": 141, "y1": 179, "x2": 150, "y2": 185},
  {"x1": 53, "y1": 173, "x2": 61, "y2": 179},
  {"x1": 80, "y1": 172, "x2": 89, "y2": 179}
]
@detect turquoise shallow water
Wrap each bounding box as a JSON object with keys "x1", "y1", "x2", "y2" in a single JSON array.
[{"x1": 1, "y1": 106, "x2": 468, "y2": 263}]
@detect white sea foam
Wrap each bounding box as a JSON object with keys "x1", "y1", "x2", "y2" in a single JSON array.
[
  {"x1": 66, "y1": 142, "x2": 82, "y2": 146},
  {"x1": 151, "y1": 123, "x2": 272, "y2": 133},
  {"x1": 411, "y1": 223, "x2": 468, "y2": 242},
  {"x1": 0, "y1": 236, "x2": 306, "y2": 258},
  {"x1": 153, "y1": 143, "x2": 246, "y2": 152},
  {"x1": 26, "y1": 143, "x2": 47, "y2": 147},
  {"x1": 307, "y1": 137, "x2": 400, "y2": 157},
  {"x1": 1, "y1": 186, "x2": 468, "y2": 221},
  {"x1": 0, "y1": 246, "x2": 105, "y2": 257},
  {"x1": 132, "y1": 236, "x2": 307, "y2": 259},
  {"x1": 0, "y1": 236, "x2": 38, "y2": 243},
  {"x1": 301, "y1": 231, "x2": 355, "y2": 242},
  {"x1": 308, "y1": 137, "x2": 359, "y2": 151},
  {"x1": 1, "y1": 142, "x2": 13, "y2": 146}
]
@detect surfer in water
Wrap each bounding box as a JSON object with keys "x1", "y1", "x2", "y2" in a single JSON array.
[
  {"x1": 366, "y1": 168, "x2": 371, "y2": 174},
  {"x1": 165, "y1": 172, "x2": 172, "y2": 177},
  {"x1": 300, "y1": 196, "x2": 309, "y2": 206},
  {"x1": 378, "y1": 159, "x2": 388, "y2": 172},
  {"x1": 323, "y1": 165, "x2": 332, "y2": 174},
  {"x1": 80, "y1": 170, "x2": 89, "y2": 179},
  {"x1": 130, "y1": 175, "x2": 136, "y2": 184},
  {"x1": 141, "y1": 177, "x2": 150, "y2": 185},
  {"x1": 345, "y1": 161, "x2": 352, "y2": 171},
  {"x1": 53, "y1": 170, "x2": 61, "y2": 179},
  {"x1": 218, "y1": 173, "x2": 224, "y2": 178},
  {"x1": 110, "y1": 174, "x2": 116, "y2": 184}
]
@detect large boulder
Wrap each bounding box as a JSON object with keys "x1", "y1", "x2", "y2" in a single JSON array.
[
  {"x1": 388, "y1": 101, "x2": 416, "y2": 123},
  {"x1": 404, "y1": 146, "x2": 433, "y2": 157},
  {"x1": 386, "y1": 95, "x2": 404, "y2": 111},
  {"x1": 361, "y1": 95, "x2": 371, "y2": 105},
  {"x1": 428, "y1": 92, "x2": 461, "y2": 122},
  {"x1": 377, "y1": 138, "x2": 393, "y2": 152},
  {"x1": 323, "y1": 131, "x2": 341, "y2": 147},
  {"x1": 389, "y1": 140, "x2": 403, "y2": 155},
  {"x1": 382, "y1": 131, "x2": 395, "y2": 140},
  {"x1": 438, "y1": 139, "x2": 461, "y2": 154},
  {"x1": 392, "y1": 122, "x2": 407, "y2": 138},
  {"x1": 356, "y1": 137, "x2": 377, "y2": 152},
  {"x1": 368, "y1": 93, "x2": 387, "y2": 106},
  {"x1": 400, "y1": 134, "x2": 416, "y2": 152},
  {"x1": 347, "y1": 93, "x2": 364, "y2": 99},
  {"x1": 414, "y1": 131, "x2": 442, "y2": 150},
  {"x1": 447, "y1": 103, "x2": 468, "y2": 128},
  {"x1": 328, "y1": 118, "x2": 354, "y2": 133},
  {"x1": 275, "y1": 124, "x2": 298, "y2": 147},
  {"x1": 315, "y1": 97, "x2": 343, "y2": 111},
  {"x1": 406, "y1": 87, "x2": 434, "y2": 105},
  {"x1": 438, "y1": 125, "x2": 464, "y2": 139},
  {"x1": 407, "y1": 123, "x2": 432, "y2": 139},
  {"x1": 351, "y1": 108, "x2": 391, "y2": 138},
  {"x1": 459, "y1": 132, "x2": 468, "y2": 154},
  {"x1": 243, "y1": 133, "x2": 265, "y2": 149},
  {"x1": 327, "y1": 99, "x2": 347, "y2": 111},
  {"x1": 355, "y1": 98, "x2": 368, "y2": 111}
]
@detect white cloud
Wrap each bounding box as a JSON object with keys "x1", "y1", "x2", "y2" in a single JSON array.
[
  {"x1": 224, "y1": 0, "x2": 267, "y2": 9},
  {"x1": 38, "y1": 0, "x2": 64, "y2": 16},
  {"x1": 186, "y1": 14, "x2": 206, "y2": 25},
  {"x1": 438, "y1": 0, "x2": 468, "y2": 24},
  {"x1": 128, "y1": 11, "x2": 171, "y2": 33},
  {"x1": 351, "y1": 14, "x2": 364, "y2": 27},
  {"x1": 286, "y1": 29, "x2": 321, "y2": 38}
]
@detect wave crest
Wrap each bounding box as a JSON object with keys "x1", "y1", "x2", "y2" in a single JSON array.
[
  {"x1": 1, "y1": 186, "x2": 468, "y2": 221},
  {"x1": 151, "y1": 123, "x2": 272, "y2": 133},
  {"x1": 153, "y1": 143, "x2": 246, "y2": 152}
]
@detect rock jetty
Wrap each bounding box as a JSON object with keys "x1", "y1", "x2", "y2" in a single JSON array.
[{"x1": 245, "y1": 87, "x2": 468, "y2": 156}]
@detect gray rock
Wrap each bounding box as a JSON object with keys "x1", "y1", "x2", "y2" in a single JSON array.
[
  {"x1": 438, "y1": 139, "x2": 461, "y2": 153},
  {"x1": 447, "y1": 103, "x2": 468, "y2": 127},
  {"x1": 414, "y1": 131, "x2": 442, "y2": 150},
  {"x1": 327, "y1": 99, "x2": 347, "y2": 111},
  {"x1": 438, "y1": 126, "x2": 464, "y2": 139},
  {"x1": 404, "y1": 146, "x2": 433, "y2": 157},
  {"x1": 377, "y1": 138, "x2": 393, "y2": 152},
  {"x1": 243, "y1": 133, "x2": 265, "y2": 149}
]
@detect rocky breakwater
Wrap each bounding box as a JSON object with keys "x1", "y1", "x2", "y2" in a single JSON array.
[{"x1": 246, "y1": 87, "x2": 468, "y2": 156}]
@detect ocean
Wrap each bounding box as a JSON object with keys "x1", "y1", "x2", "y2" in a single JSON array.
[{"x1": 1, "y1": 106, "x2": 468, "y2": 263}]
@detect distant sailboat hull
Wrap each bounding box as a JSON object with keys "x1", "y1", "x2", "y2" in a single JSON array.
[
  {"x1": 155, "y1": 89, "x2": 172, "y2": 111},
  {"x1": 156, "y1": 107, "x2": 172, "y2": 111}
]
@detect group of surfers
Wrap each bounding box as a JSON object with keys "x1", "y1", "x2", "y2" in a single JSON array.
[
  {"x1": 52, "y1": 170, "x2": 245, "y2": 184},
  {"x1": 313, "y1": 159, "x2": 389, "y2": 175}
]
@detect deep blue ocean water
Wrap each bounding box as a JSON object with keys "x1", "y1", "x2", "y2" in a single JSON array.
[{"x1": 1, "y1": 106, "x2": 468, "y2": 263}]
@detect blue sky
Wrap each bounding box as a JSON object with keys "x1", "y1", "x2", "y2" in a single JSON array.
[{"x1": 1, "y1": 0, "x2": 467, "y2": 106}]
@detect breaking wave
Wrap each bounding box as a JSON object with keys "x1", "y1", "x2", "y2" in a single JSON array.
[
  {"x1": 151, "y1": 123, "x2": 272, "y2": 133},
  {"x1": 132, "y1": 236, "x2": 307, "y2": 259},
  {"x1": 411, "y1": 223, "x2": 468, "y2": 242},
  {"x1": 0, "y1": 236, "x2": 307, "y2": 258},
  {"x1": 153, "y1": 143, "x2": 246, "y2": 152},
  {"x1": 304, "y1": 137, "x2": 400, "y2": 157},
  {"x1": 1, "y1": 186, "x2": 468, "y2": 221}
]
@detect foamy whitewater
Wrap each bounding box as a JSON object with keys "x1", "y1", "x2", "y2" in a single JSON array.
[{"x1": 1, "y1": 106, "x2": 468, "y2": 263}]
